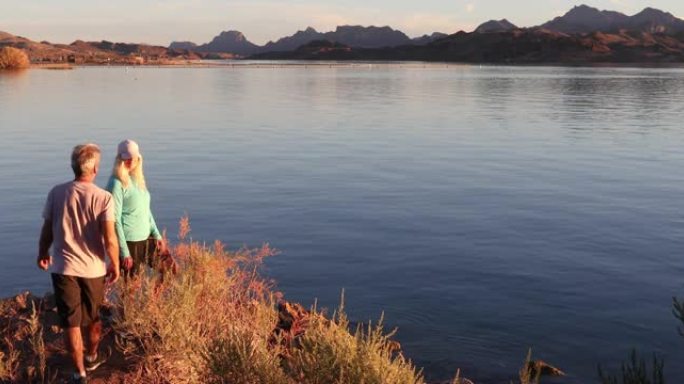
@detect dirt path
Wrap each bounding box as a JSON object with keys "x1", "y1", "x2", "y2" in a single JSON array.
[{"x1": 0, "y1": 292, "x2": 132, "y2": 383}]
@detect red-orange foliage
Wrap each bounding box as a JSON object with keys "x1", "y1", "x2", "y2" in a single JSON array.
[{"x1": 0, "y1": 47, "x2": 29, "y2": 70}]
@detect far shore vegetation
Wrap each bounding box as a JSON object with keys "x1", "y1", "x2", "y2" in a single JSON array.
[
  {"x1": 0, "y1": 47, "x2": 29, "y2": 70},
  {"x1": 0, "y1": 216, "x2": 682, "y2": 383}
]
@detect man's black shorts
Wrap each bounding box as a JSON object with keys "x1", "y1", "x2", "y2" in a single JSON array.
[{"x1": 51, "y1": 273, "x2": 105, "y2": 328}]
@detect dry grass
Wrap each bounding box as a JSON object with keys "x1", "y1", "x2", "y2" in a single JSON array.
[
  {"x1": 26, "y1": 303, "x2": 47, "y2": 383},
  {"x1": 518, "y1": 349, "x2": 541, "y2": 384},
  {"x1": 282, "y1": 303, "x2": 425, "y2": 384},
  {"x1": 0, "y1": 293, "x2": 37, "y2": 383},
  {"x1": 0, "y1": 345, "x2": 20, "y2": 382},
  {"x1": 0, "y1": 47, "x2": 29, "y2": 70},
  {"x1": 0, "y1": 215, "x2": 444, "y2": 383},
  {"x1": 113, "y1": 215, "x2": 428, "y2": 384}
]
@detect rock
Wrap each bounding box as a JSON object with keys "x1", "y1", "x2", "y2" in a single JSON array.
[
  {"x1": 275, "y1": 301, "x2": 309, "y2": 334},
  {"x1": 527, "y1": 360, "x2": 565, "y2": 377},
  {"x1": 270, "y1": 300, "x2": 312, "y2": 352},
  {"x1": 388, "y1": 339, "x2": 401, "y2": 353}
]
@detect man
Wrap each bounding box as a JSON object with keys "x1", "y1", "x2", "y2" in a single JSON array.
[{"x1": 37, "y1": 143, "x2": 120, "y2": 384}]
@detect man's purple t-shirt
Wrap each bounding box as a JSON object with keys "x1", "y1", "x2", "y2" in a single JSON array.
[{"x1": 43, "y1": 181, "x2": 115, "y2": 278}]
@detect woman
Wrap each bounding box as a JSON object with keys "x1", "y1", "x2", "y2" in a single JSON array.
[{"x1": 106, "y1": 139, "x2": 164, "y2": 278}]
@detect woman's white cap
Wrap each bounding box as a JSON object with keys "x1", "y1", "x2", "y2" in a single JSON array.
[{"x1": 117, "y1": 139, "x2": 140, "y2": 160}]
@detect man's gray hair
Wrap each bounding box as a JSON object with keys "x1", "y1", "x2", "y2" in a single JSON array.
[{"x1": 71, "y1": 143, "x2": 101, "y2": 177}]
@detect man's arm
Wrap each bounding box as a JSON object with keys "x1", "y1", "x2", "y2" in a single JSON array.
[
  {"x1": 103, "y1": 220, "x2": 120, "y2": 284},
  {"x1": 37, "y1": 220, "x2": 53, "y2": 270}
]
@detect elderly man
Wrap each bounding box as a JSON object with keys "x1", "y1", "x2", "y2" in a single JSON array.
[{"x1": 37, "y1": 143, "x2": 120, "y2": 384}]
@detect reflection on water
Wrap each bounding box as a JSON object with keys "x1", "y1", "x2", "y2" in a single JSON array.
[{"x1": 1, "y1": 65, "x2": 683, "y2": 383}]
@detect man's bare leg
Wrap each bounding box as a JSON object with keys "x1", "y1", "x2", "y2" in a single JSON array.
[
  {"x1": 86, "y1": 320, "x2": 102, "y2": 358},
  {"x1": 65, "y1": 326, "x2": 85, "y2": 375}
]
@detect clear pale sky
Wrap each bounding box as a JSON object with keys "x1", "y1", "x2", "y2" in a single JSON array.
[{"x1": 1, "y1": 0, "x2": 682, "y2": 46}]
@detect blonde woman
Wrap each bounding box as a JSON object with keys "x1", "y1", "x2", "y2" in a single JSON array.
[{"x1": 106, "y1": 140, "x2": 163, "y2": 277}]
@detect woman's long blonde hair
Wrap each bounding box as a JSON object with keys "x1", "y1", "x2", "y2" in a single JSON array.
[{"x1": 112, "y1": 154, "x2": 146, "y2": 190}]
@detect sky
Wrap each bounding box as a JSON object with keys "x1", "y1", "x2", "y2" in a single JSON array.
[{"x1": 1, "y1": 0, "x2": 683, "y2": 46}]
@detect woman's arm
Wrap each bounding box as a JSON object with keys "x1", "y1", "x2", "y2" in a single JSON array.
[
  {"x1": 149, "y1": 208, "x2": 162, "y2": 240},
  {"x1": 107, "y1": 178, "x2": 131, "y2": 259}
]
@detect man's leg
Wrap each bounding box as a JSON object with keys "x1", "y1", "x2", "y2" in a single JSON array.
[
  {"x1": 86, "y1": 320, "x2": 102, "y2": 358},
  {"x1": 65, "y1": 327, "x2": 86, "y2": 375},
  {"x1": 81, "y1": 276, "x2": 108, "y2": 371},
  {"x1": 52, "y1": 274, "x2": 86, "y2": 377}
]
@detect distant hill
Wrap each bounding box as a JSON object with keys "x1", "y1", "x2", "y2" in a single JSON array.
[
  {"x1": 542, "y1": 5, "x2": 628, "y2": 34},
  {"x1": 541, "y1": 4, "x2": 684, "y2": 34},
  {"x1": 0, "y1": 31, "x2": 203, "y2": 64},
  {"x1": 323, "y1": 25, "x2": 412, "y2": 48},
  {"x1": 1, "y1": 31, "x2": 80, "y2": 62},
  {"x1": 475, "y1": 19, "x2": 518, "y2": 33},
  {"x1": 625, "y1": 7, "x2": 684, "y2": 34},
  {"x1": 198, "y1": 30, "x2": 260, "y2": 56},
  {"x1": 288, "y1": 39, "x2": 353, "y2": 59},
  {"x1": 170, "y1": 25, "x2": 421, "y2": 55},
  {"x1": 168, "y1": 41, "x2": 198, "y2": 50},
  {"x1": 261, "y1": 27, "x2": 323, "y2": 52},
  {"x1": 170, "y1": 4, "x2": 684, "y2": 57},
  {"x1": 0, "y1": 31, "x2": 22, "y2": 42},
  {"x1": 251, "y1": 28, "x2": 684, "y2": 64},
  {"x1": 412, "y1": 32, "x2": 448, "y2": 45}
]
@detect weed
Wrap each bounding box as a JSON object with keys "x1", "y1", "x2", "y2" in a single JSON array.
[{"x1": 598, "y1": 350, "x2": 665, "y2": 384}]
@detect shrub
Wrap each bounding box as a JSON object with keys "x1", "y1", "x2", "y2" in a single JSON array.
[
  {"x1": 598, "y1": 350, "x2": 665, "y2": 384},
  {"x1": 674, "y1": 297, "x2": 684, "y2": 337},
  {"x1": 114, "y1": 216, "x2": 427, "y2": 384},
  {"x1": 0, "y1": 47, "x2": 29, "y2": 70},
  {"x1": 282, "y1": 298, "x2": 424, "y2": 384},
  {"x1": 519, "y1": 349, "x2": 541, "y2": 384}
]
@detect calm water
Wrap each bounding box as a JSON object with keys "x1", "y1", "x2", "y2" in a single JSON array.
[{"x1": 1, "y1": 64, "x2": 683, "y2": 383}]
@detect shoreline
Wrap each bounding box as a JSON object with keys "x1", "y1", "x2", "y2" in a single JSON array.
[
  {"x1": 0, "y1": 226, "x2": 566, "y2": 384},
  {"x1": 0, "y1": 288, "x2": 563, "y2": 384},
  {"x1": 26, "y1": 60, "x2": 684, "y2": 70}
]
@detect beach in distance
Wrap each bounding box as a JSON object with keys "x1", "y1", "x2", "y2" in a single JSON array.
[{"x1": 1, "y1": 63, "x2": 684, "y2": 383}]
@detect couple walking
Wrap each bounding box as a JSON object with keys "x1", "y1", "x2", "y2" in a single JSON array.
[{"x1": 37, "y1": 140, "x2": 163, "y2": 383}]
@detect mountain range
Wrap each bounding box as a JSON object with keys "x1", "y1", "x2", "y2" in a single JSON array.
[
  {"x1": 169, "y1": 25, "x2": 446, "y2": 56},
  {"x1": 168, "y1": 4, "x2": 684, "y2": 56},
  {"x1": 2, "y1": 4, "x2": 684, "y2": 65},
  {"x1": 252, "y1": 28, "x2": 684, "y2": 64},
  {"x1": 541, "y1": 5, "x2": 684, "y2": 34}
]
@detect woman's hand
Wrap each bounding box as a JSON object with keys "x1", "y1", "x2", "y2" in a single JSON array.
[
  {"x1": 122, "y1": 256, "x2": 133, "y2": 271},
  {"x1": 156, "y1": 239, "x2": 166, "y2": 254}
]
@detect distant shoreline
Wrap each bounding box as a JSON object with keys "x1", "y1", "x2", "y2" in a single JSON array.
[{"x1": 27, "y1": 60, "x2": 684, "y2": 70}]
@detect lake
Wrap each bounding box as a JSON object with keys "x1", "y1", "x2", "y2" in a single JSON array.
[{"x1": 1, "y1": 63, "x2": 683, "y2": 383}]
